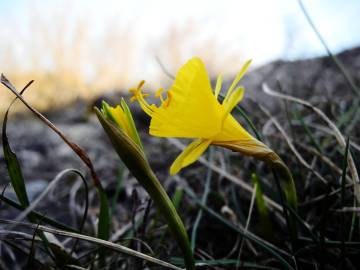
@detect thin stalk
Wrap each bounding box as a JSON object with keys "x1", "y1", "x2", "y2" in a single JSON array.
[
  {"x1": 340, "y1": 137, "x2": 350, "y2": 268},
  {"x1": 191, "y1": 148, "x2": 213, "y2": 251},
  {"x1": 184, "y1": 187, "x2": 294, "y2": 270},
  {"x1": 96, "y1": 109, "x2": 195, "y2": 270},
  {"x1": 270, "y1": 159, "x2": 299, "y2": 243}
]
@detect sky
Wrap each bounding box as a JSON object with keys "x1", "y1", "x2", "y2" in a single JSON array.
[{"x1": 1, "y1": 0, "x2": 360, "y2": 84}]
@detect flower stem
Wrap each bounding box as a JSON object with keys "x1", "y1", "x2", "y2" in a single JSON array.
[
  {"x1": 146, "y1": 171, "x2": 196, "y2": 270},
  {"x1": 95, "y1": 109, "x2": 195, "y2": 270},
  {"x1": 269, "y1": 158, "x2": 299, "y2": 246},
  {"x1": 215, "y1": 141, "x2": 298, "y2": 243}
]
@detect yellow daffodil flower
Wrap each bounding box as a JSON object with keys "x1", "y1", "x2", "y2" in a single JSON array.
[
  {"x1": 129, "y1": 56, "x2": 298, "y2": 242},
  {"x1": 130, "y1": 57, "x2": 278, "y2": 175}
]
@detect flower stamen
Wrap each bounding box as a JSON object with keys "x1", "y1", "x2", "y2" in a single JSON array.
[
  {"x1": 154, "y1": 88, "x2": 172, "y2": 108},
  {"x1": 129, "y1": 80, "x2": 154, "y2": 116},
  {"x1": 155, "y1": 88, "x2": 165, "y2": 103},
  {"x1": 163, "y1": 91, "x2": 173, "y2": 107}
]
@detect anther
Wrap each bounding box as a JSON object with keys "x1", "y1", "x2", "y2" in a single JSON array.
[
  {"x1": 163, "y1": 91, "x2": 173, "y2": 107},
  {"x1": 155, "y1": 88, "x2": 165, "y2": 103}
]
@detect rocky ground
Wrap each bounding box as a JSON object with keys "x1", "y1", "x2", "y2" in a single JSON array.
[{"x1": 0, "y1": 46, "x2": 359, "y2": 269}]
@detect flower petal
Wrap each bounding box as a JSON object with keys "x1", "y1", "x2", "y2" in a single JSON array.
[
  {"x1": 213, "y1": 138, "x2": 278, "y2": 163},
  {"x1": 223, "y1": 59, "x2": 251, "y2": 103},
  {"x1": 170, "y1": 139, "x2": 212, "y2": 175},
  {"x1": 103, "y1": 100, "x2": 144, "y2": 150},
  {"x1": 120, "y1": 99, "x2": 144, "y2": 150},
  {"x1": 222, "y1": 86, "x2": 245, "y2": 118},
  {"x1": 150, "y1": 57, "x2": 223, "y2": 138},
  {"x1": 214, "y1": 73, "x2": 223, "y2": 99},
  {"x1": 213, "y1": 114, "x2": 253, "y2": 141},
  {"x1": 107, "y1": 105, "x2": 132, "y2": 136},
  {"x1": 210, "y1": 87, "x2": 250, "y2": 141}
]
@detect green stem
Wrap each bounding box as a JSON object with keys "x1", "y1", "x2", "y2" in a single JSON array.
[
  {"x1": 146, "y1": 172, "x2": 195, "y2": 269},
  {"x1": 269, "y1": 157, "x2": 299, "y2": 243},
  {"x1": 96, "y1": 109, "x2": 195, "y2": 270},
  {"x1": 214, "y1": 141, "x2": 298, "y2": 243},
  {"x1": 271, "y1": 160, "x2": 298, "y2": 211}
]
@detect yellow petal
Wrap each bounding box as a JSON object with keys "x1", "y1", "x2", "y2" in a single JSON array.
[
  {"x1": 224, "y1": 59, "x2": 251, "y2": 103},
  {"x1": 214, "y1": 73, "x2": 223, "y2": 99},
  {"x1": 210, "y1": 86, "x2": 251, "y2": 142},
  {"x1": 150, "y1": 57, "x2": 224, "y2": 138},
  {"x1": 120, "y1": 99, "x2": 144, "y2": 150},
  {"x1": 108, "y1": 105, "x2": 132, "y2": 136},
  {"x1": 213, "y1": 138, "x2": 278, "y2": 163},
  {"x1": 170, "y1": 139, "x2": 212, "y2": 175},
  {"x1": 213, "y1": 113, "x2": 254, "y2": 141},
  {"x1": 222, "y1": 86, "x2": 244, "y2": 118}
]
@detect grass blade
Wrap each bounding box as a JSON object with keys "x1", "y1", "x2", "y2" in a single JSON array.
[
  {"x1": 97, "y1": 187, "x2": 111, "y2": 242},
  {"x1": 1, "y1": 75, "x2": 111, "y2": 256},
  {"x1": 0, "y1": 75, "x2": 102, "y2": 187},
  {"x1": 191, "y1": 148, "x2": 213, "y2": 252},
  {"x1": 340, "y1": 137, "x2": 350, "y2": 266},
  {"x1": 171, "y1": 187, "x2": 184, "y2": 210},
  {"x1": 0, "y1": 219, "x2": 183, "y2": 270},
  {"x1": 184, "y1": 187, "x2": 294, "y2": 270},
  {"x1": 263, "y1": 83, "x2": 360, "y2": 201},
  {"x1": 251, "y1": 173, "x2": 272, "y2": 238},
  {"x1": 2, "y1": 96, "x2": 30, "y2": 207},
  {"x1": 111, "y1": 164, "x2": 125, "y2": 214},
  {"x1": 0, "y1": 194, "x2": 78, "y2": 233}
]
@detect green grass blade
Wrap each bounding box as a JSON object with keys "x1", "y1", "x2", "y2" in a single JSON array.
[
  {"x1": 172, "y1": 258, "x2": 279, "y2": 269},
  {"x1": 298, "y1": 0, "x2": 360, "y2": 97},
  {"x1": 153, "y1": 188, "x2": 184, "y2": 253},
  {"x1": 0, "y1": 194, "x2": 79, "y2": 232},
  {"x1": 184, "y1": 187, "x2": 294, "y2": 270},
  {"x1": 1, "y1": 81, "x2": 90, "y2": 267},
  {"x1": 120, "y1": 98, "x2": 144, "y2": 151},
  {"x1": 111, "y1": 164, "x2": 125, "y2": 214},
  {"x1": 1, "y1": 87, "x2": 58, "y2": 263},
  {"x1": 1, "y1": 76, "x2": 111, "y2": 266},
  {"x1": 293, "y1": 110, "x2": 322, "y2": 153},
  {"x1": 298, "y1": 237, "x2": 360, "y2": 248},
  {"x1": 2, "y1": 110, "x2": 30, "y2": 207},
  {"x1": 191, "y1": 148, "x2": 213, "y2": 251},
  {"x1": 171, "y1": 187, "x2": 184, "y2": 210},
  {"x1": 251, "y1": 173, "x2": 272, "y2": 237},
  {"x1": 222, "y1": 92, "x2": 298, "y2": 246},
  {"x1": 341, "y1": 137, "x2": 350, "y2": 206},
  {"x1": 340, "y1": 137, "x2": 350, "y2": 264},
  {"x1": 348, "y1": 196, "x2": 357, "y2": 242},
  {"x1": 96, "y1": 185, "x2": 111, "y2": 264},
  {"x1": 286, "y1": 205, "x2": 318, "y2": 243}
]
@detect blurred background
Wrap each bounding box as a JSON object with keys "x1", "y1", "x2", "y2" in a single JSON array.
[{"x1": 0, "y1": 0, "x2": 359, "y2": 113}]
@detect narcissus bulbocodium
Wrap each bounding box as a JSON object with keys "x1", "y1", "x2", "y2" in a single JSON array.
[{"x1": 130, "y1": 57, "x2": 280, "y2": 175}]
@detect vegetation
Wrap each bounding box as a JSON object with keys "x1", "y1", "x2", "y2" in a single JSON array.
[{"x1": 0, "y1": 2, "x2": 359, "y2": 269}]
